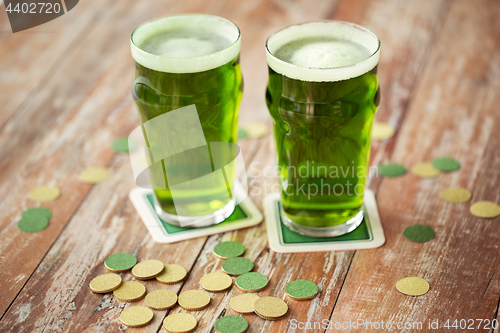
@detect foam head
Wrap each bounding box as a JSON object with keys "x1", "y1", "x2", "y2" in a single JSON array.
[
  {"x1": 131, "y1": 14, "x2": 241, "y2": 73},
  {"x1": 266, "y1": 21, "x2": 380, "y2": 82}
]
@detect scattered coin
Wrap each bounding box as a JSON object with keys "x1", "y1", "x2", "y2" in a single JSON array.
[
  {"x1": 229, "y1": 294, "x2": 260, "y2": 314},
  {"x1": 470, "y1": 201, "x2": 500, "y2": 219},
  {"x1": 163, "y1": 313, "x2": 197, "y2": 333},
  {"x1": 113, "y1": 281, "x2": 146, "y2": 302},
  {"x1": 396, "y1": 277, "x2": 429, "y2": 296},
  {"x1": 236, "y1": 272, "x2": 268, "y2": 292},
  {"x1": 372, "y1": 122, "x2": 395, "y2": 141},
  {"x1": 178, "y1": 290, "x2": 211, "y2": 310},
  {"x1": 200, "y1": 272, "x2": 233, "y2": 292},
  {"x1": 104, "y1": 253, "x2": 137, "y2": 272},
  {"x1": 156, "y1": 264, "x2": 187, "y2": 284},
  {"x1": 17, "y1": 207, "x2": 52, "y2": 233},
  {"x1": 285, "y1": 280, "x2": 319, "y2": 300},
  {"x1": 378, "y1": 163, "x2": 407, "y2": 177},
  {"x1": 411, "y1": 162, "x2": 440, "y2": 178},
  {"x1": 254, "y1": 296, "x2": 288, "y2": 320},
  {"x1": 29, "y1": 186, "x2": 61, "y2": 202},
  {"x1": 78, "y1": 167, "x2": 109, "y2": 184},
  {"x1": 440, "y1": 187, "x2": 472, "y2": 204},
  {"x1": 89, "y1": 273, "x2": 122, "y2": 293},
  {"x1": 145, "y1": 289, "x2": 178, "y2": 310},
  {"x1": 432, "y1": 157, "x2": 460, "y2": 172},
  {"x1": 214, "y1": 241, "x2": 245, "y2": 259},
  {"x1": 403, "y1": 224, "x2": 435, "y2": 243},
  {"x1": 119, "y1": 306, "x2": 153, "y2": 327},
  {"x1": 112, "y1": 137, "x2": 138, "y2": 153},
  {"x1": 132, "y1": 259, "x2": 164, "y2": 280},
  {"x1": 214, "y1": 315, "x2": 249, "y2": 333},
  {"x1": 222, "y1": 257, "x2": 254, "y2": 276}
]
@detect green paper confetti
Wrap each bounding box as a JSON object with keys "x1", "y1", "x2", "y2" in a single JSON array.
[
  {"x1": 23, "y1": 207, "x2": 52, "y2": 219},
  {"x1": 236, "y1": 272, "x2": 268, "y2": 292},
  {"x1": 431, "y1": 157, "x2": 460, "y2": 172},
  {"x1": 214, "y1": 241, "x2": 245, "y2": 259},
  {"x1": 18, "y1": 207, "x2": 52, "y2": 233},
  {"x1": 285, "y1": 280, "x2": 319, "y2": 300},
  {"x1": 222, "y1": 257, "x2": 254, "y2": 276},
  {"x1": 105, "y1": 253, "x2": 138, "y2": 272},
  {"x1": 237, "y1": 129, "x2": 248, "y2": 140},
  {"x1": 403, "y1": 224, "x2": 435, "y2": 243},
  {"x1": 378, "y1": 163, "x2": 407, "y2": 177},
  {"x1": 214, "y1": 316, "x2": 248, "y2": 333},
  {"x1": 112, "y1": 137, "x2": 138, "y2": 153}
]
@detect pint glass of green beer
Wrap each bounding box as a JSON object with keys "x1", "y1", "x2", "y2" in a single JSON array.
[
  {"x1": 131, "y1": 14, "x2": 243, "y2": 227},
  {"x1": 265, "y1": 21, "x2": 380, "y2": 237}
]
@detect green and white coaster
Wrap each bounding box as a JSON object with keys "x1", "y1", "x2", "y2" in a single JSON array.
[
  {"x1": 130, "y1": 181, "x2": 262, "y2": 243},
  {"x1": 263, "y1": 189, "x2": 385, "y2": 253}
]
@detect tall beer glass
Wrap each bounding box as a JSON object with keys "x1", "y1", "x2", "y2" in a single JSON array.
[
  {"x1": 131, "y1": 14, "x2": 243, "y2": 227},
  {"x1": 265, "y1": 21, "x2": 380, "y2": 237}
]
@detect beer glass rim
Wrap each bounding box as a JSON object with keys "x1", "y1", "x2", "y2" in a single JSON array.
[
  {"x1": 265, "y1": 20, "x2": 380, "y2": 82},
  {"x1": 131, "y1": 13, "x2": 241, "y2": 73}
]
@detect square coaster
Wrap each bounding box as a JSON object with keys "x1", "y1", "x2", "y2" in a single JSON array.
[
  {"x1": 130, "y1": 182, "x2": 263, "y2": 243},
  {"x1": 263, "y1": 189, "x2": 385, "y2": 253}
]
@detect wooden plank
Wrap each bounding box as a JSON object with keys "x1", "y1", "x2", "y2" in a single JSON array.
[{"x1": 328, "y1": 0, "x2": 500, "y2": 331}]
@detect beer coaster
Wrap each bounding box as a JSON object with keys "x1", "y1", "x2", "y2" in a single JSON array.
[
  {"x1": 113, "y1": 281, "x2": 146, "y2": 302},
  {"x1": 378, "y1": 163, "x2": 407, "y2": 177},
  {"x1": 112, "y1": 137, "x2": 138, "y2": 153},
  {"x1": 372, "y1": 122, "x2": 395, "y2": 140},
  {"x1": 17, "y1": 207, "x2": 52, "y2": 233},
  {"x1": 78, "y1": 167, "x2": 109, "y2": 184},
  {"x1": 235, "y1": 272, "x2": 268, "y2": 292},
  {"x1": 156, "y1": 264, "x2": 187, "y2": 284},
  {"x1": 200, "y1": 272, "x2": 233, "y2": 292},
  {"x1": 104, "y1": 253, "x2": 137, "y2": 272},
  {"x1": 285, "y1": 280, "x2": 318, "y2": 300},
  {"x1": 470, "y1": 201, "x2": 500, "y2": 219},
  {"x1": 214, "y1": 241, "x2": 245, "y2": 259},
  {"x1": 89, "y1": 273, "x2": 122, "y2": 293},
  {"x1": 129, "y1": 181, "x2": 263, "y2": 244},
  {"x1": 263, "y1": 189, "x2": 385, "y2": 253},
  {"x1": 145, "y1": 289, "x2": 178, "y2": 310},
  {"x1": 222, "y1": 257, "x2": 254, "y2": 276},
  {"x1": 432, "y1": 157, "x2": 460, "y2": 172},
  {"x1": 119, "y1": 306, "x2": 153, "y2": 327},
  {"x1": 254, "y1": 297, "x2": 288, "y2": 319},
  {"x1": 396, "y1": 277, "x2": 429, "y2": 296},
  {"x1": 229, "y1": 294, "x2": 260, "y2": 314},
  {"x1": 242, "y1": 122, "x2": 268, "y2": 139},
  {"x1": 178, "y1": 290, "x2": 211, "y2": 310},
  {"x1": 29, "y1": 186, "x2": 61, "y2": 202},
  {"x1": 163, "y1": 313, "x2": 197, "y2": 333},
  {"x1": 403, "y1": 224, "x2": 435, "y2": 243},
  {"x1": 440, "y1": 188, "x2": 471, "y2": 204},
  {"x1": 411, "y1": 162, "x2": 440, "y2": 178},
  {"x1": 214, "y1": 316, "x2": 248, "y2": 333},
  {"x1": 132, "y1": 259, "x2": 164, "y2": 280}
]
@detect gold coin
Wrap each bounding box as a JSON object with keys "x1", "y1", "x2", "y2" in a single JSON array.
[
  {"x1": 78, "y1": 167, "x2": 109, "y2": 184},
  {"x1": 119, "y1": 306, "x2": 153, "y2": 327},
  {"x1": 163, "y1": 313, "x2": 197, "y2": 333},
  {"x1": 29, "y1": 186, "x2": 61, "y2": 202},
  {"x1": 156, "y1": 264, "x2": 187, "y2": 284},
  {"x1": 145, "y1": 289, "x2": 178, "y2": 310},
  {"x1": 132, "y1": 259, "x2": 164, "y2": 280},
  {"x1": 243, "y1": 122, "x2": 268, "y2": 139},
  {"x1": 440, "y1": 187, "x2": 472, "y2": 204},
  {"x1": 372, "y1": 122, "x2": 395, "y2": 141},
  {"x1": 89, "y1": 273, "x2": 122, "y2": 293},
  {"x1": 200, "y1": 272, "x2": 233, "y2": 292},
  {"x1": 229, "y1": 294, "x2": 260, "y2": 314},
  {"x1": 178, "y1": 290, "x2": 211, "y2": 310},
  {"x1": 396, "y1": 277, "x2": 429, "y2": 296},
  {"x1": 113, "y1": 281, "x2": 146, "y2": 302},
  {"x1": 470, "y1": 201, "x2": 500, "y2": 218},
  {"x1": 411, "y1": 162, "x2": 441, "y2": 178},
  {"x1": 253, "y1": 296, "x2": 288, "y2": 319}
]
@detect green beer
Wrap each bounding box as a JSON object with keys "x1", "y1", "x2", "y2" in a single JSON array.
[
  {"x1": 131, "y1": 14, "x2": 243, "y2": 226},
  {"x1": 265, "y1": 21, "x2": 380, "y2": 237}
]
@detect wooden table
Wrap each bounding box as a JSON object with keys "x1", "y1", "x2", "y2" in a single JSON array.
[{"x1": 1, "y1": 0, "x2": 500, "y2": 332}]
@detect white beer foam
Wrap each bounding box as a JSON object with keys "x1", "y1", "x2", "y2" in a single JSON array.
[
  {"x1": 131, "y1": 14, "x2": 240, "y2": 73},
  {"x1": 266, "y1": 21, "x2": 380, "y2": 82}
]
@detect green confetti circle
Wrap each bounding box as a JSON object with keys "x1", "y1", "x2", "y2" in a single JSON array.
[
  {"x1": 105, "y1": 253, "x2": 138, "y2": 272},
  {"x1": 214, "y1": 316, "x2": 248, "y2": 333},
  {"x1": 214, "y1": 241, "x2": 245, "y2": 259},
  {"x1": 237, "y1": 129, "x2": 248, "y2": 140},
  {"x1": 18, "y1": 208, "x2": 51, "y2": 233},
  {"x1": 285, "y1": 280, "x2": 319, "y2": 300},
  {"x1": 378, "y1": 163, "x2": 407, "y2": 177},
  {"x1": 431, "y1": 157, "x2": 460, "y2": 172},
  {"x1": 111, "y1": 137, "x2": 137, "y2": 153},
  {"x1": 222, "y1": 257, "x2": 254, "y2": 276},
  {"x1": 236, "y1": 272, "x2": 268, "y2": 292},
  {"x1": 403, "y1": 224, "x2": 435, "y2": 243},
  {"x1": 23, "y1": 207, "x2": 52, "y2": 219}
]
